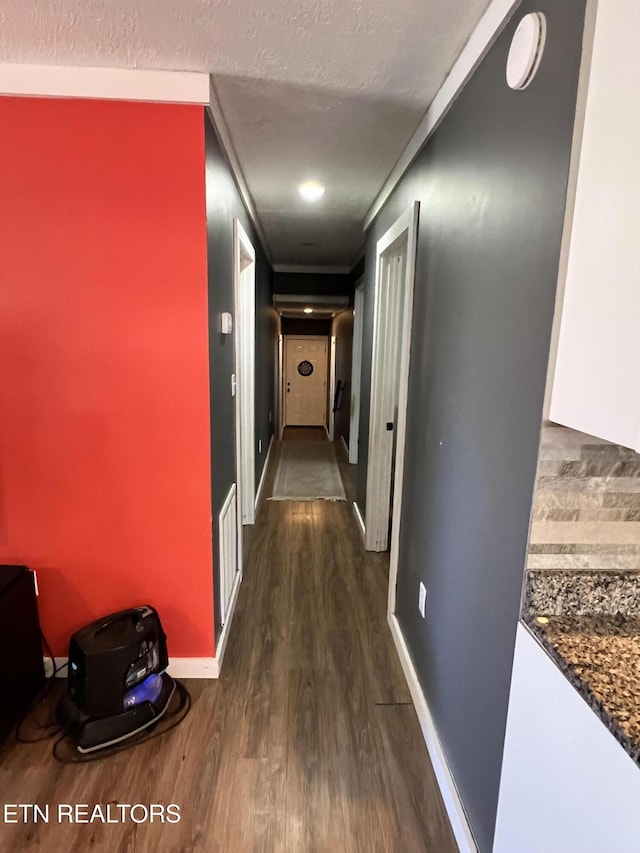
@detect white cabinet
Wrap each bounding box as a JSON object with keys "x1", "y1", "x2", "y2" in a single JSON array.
[
  {"x1": 549, "y1": 0, "x2": 640, "y2": 451},
  {"x1": 493, "y1": 625, "x2": 640, "y2": 853}
]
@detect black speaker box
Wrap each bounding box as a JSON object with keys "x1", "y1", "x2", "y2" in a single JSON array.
[{"x1": 64, "y1": 606, "x2": 168, "y2": 718}]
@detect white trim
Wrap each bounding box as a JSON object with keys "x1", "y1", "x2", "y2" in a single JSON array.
[
  {"x1": 352, "y1": 501, "x2": 366, "y2": 539},
  {"x1": 45, "y1": 655, "x2": 221, "y2": 679},
  {"x1": 273, "y1": 264, "x2": 351, "y2": 275},
  {"x1": 324, "y1": 425, "x2": 331, "y2": 440},
  {"x1": 386, "y1": 206, "x2": 418, "y2": 611},
  {"x1": 168, "y1": 657, "x2": 219, "y2": 678},
  {"x1": 277, "y1": 334, "x2": 284, "y2": 439},
  {"x1": 388, "y1": 614, "x2": 477, "y2": 853},
  {"x1": 541, "y1": 0, "x2": 598, "y2": 421},
  {"x1": 234, "y1": 218, "x2": 256, "y2": 527},
  {"x1": 363, "y1": 0, "x2": 521, "y2": 230},
  {"x1": 328, "y1": 335, "x2": 337, "y2": 440},
  {"x1": 218, "y1": 482, "x2": 238, "y2": 626},
  {"x1": 365, "y1": 202, "x2": 419, "y2": 558},
  {"x1": 211, "y1": 568, "x2": 242, "y2": 676},
  {"x1": 340, "y1": 435, "x2": 349, "y2": 457},
  {"x1": 0, "y1": 62, "x2": 209, "y2": 104},
  {"x1": 255, "y1": 434, "x2": 275, "y2": 510},
  {"x1": 349, "y1": 281, "x2": 365, "y2": 464},
  {"x1": 208, "y1": 80, "x2": 273, "y2": 265}
]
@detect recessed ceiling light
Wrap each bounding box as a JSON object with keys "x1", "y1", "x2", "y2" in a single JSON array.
[
  {"x1": 299, "y1": 181, "x2": 325, "y2": 202},
  {"x1": 303, "y1": 308, "x2": 313, "y2": 314}
]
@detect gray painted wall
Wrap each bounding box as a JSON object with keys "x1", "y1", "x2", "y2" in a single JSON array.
[
  {"x1": 205, "y1": 113, "x2": 277, "y2": 638},
  {"x1": 355, "y1": 1, "x2": 586, "y2": 849}
]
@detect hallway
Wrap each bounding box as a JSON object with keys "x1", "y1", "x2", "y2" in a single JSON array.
[
  {"x1": 216, "y1": 435, "x2": 456, "y2": 849},
  {"x1": 218, "y1": 430, "x2": 458, "y2": 849},
  {"x1": 0, "y1": 436, "x2": 456, "y2": 852}
]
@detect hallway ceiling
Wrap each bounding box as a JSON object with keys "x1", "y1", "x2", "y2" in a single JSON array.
[{"x1": 0, "y1": 0, "x2": 491, "y2": 268}]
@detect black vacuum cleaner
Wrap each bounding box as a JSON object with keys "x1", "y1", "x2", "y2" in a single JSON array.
[{"x1": 56, "y1": 605, "x2": 177, "y2": 754}]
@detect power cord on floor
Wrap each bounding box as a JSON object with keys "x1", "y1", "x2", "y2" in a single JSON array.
[
  {"x1": 15, "y1": 628, "x2": 66, "y2": 744},
  {"x1": 52, "y1": 677, "x2": 191, "y2": 763}
]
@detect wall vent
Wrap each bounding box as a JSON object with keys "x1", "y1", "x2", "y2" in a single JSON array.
[{"x1": 218, "y1": 483, "x2": 238, "y2": 626}]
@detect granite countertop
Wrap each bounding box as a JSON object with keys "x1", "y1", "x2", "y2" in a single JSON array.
[{"x1": 525, "y1": 613, "x2": 640, "y2": 766}]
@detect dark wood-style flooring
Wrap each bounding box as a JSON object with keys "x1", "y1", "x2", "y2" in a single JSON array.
[{"x1": 0, "y1": 434, "x2": 456, "y2": 852}]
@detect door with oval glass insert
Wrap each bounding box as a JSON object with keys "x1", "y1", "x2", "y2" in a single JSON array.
[{"x1": 284, "y1": 336, "x2": 328, "y2": 426}]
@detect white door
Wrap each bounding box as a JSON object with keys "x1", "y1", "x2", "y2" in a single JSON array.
[
  {"x1": 370, "y1": 253, "x2": 406, "y2": 537},
  {"x1": 365, "y1": 203, "x2": 419, "y2": 575},
  {"x1": 284, "y1": 336, "x2": 328, "y2": 426}
]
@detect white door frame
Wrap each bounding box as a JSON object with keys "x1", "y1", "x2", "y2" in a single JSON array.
[
  {"x1": 349, "y1": 281, "x2": 365, "y2": 464},
  {"x1": 365, "y1": 202, "x2": 419, "y2": 610},
  {"x1": 277, "y1": 333, "x2": 284, "y2": 439},
  {"x1": 233, "y1": 218, "x2": 256, "y2": 529},
  {"x1": 328, "y1": 334, "x2": 337, "y2": 440}
]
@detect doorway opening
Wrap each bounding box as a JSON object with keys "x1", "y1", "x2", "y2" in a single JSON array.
[{"x1": 364, "y1": 203, "x2": 419, "y2": 615}]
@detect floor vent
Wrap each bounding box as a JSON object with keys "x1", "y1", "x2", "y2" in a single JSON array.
[{"x1": 219, "y1": 483, "x2": 238, "y2": 626}]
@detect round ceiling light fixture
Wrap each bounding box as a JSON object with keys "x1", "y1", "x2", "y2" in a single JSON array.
[
  {"x1": 299, "y1": 181, "x2": 325, "y2": 202},
  {"x1": 506, "y1": 12, "x2": 547, "y2": 90},
  {"x1": 303, "y1": 307, "x2": 313, "y2": 314}
]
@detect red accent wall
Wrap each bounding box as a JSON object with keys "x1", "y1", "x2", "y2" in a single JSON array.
[{"x1": 0, "y1": 96, "x2": 214, "y2": 657}]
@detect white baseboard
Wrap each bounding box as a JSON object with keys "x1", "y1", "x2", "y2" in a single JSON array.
[
  {"x1": 255, "y1": 434, "x2": 274, "y2": 510},
  {"x1": 352, "y1": 501, "x2": 366, "y2": 539},
  {"x1": 46, "y1": 653, "x2": 221, "y2": 679},
  {"x1": 211, "y1": 568, "x2": 242, "y2": 676},
  {"x1": 167, "y1": 657, "x2": 219, "y2": 678},
  {"x1": 45, "y1": 628, "x2": 238, "y2": 683},
  {"x1": 43, "y1": 567, "x2": 244, "y2": 684},
  {"x1": 387, "y1": 613, "x2": 477, "y2": 853},
  {"x1": 340, "y1": 434, "x2": 349, "y2": 457}
]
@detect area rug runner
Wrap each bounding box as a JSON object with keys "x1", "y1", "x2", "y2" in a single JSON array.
[{"x1": 269, "y1": 441, "x2": 346, "y2": 501}]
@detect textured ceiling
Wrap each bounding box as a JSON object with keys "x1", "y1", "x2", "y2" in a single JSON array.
[{"x1": 0, "y1": 0, "x2": 492, "y2": 267}]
